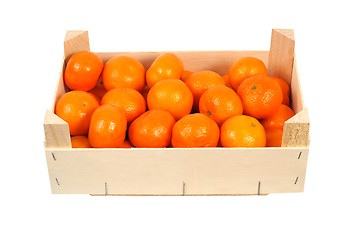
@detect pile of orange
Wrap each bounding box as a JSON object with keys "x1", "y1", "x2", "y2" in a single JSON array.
[{"x1": 56, "y1": 51, "x2": 295, "y2": 148}]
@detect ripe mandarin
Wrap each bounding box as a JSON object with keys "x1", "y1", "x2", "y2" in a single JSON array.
[
  {"x1": 101, "y1": 87, "x2": 146, "y2": 124},
  {"x1": 237, "y1": 75, "x2": 283, "y2": 119},
  {"x1": 260, "y1": 104, "x2": 295, "y2": 147},
  {"x1": 171, "y1": 113, "x2": 219, "y2": 148},
  {"x1": 228, "y1": 57, "x2": 267, "y2": 91},
  {"x1": 184, "y1": 70, "x2": 225, "y2": 112},
  {"x1": 181, "y1": 70, "x2": 193, "y2": 81},
  {"x1": 129, "y1": 109, "x2": 176, "y2": 148},
  {"x1": 199, "y1": 85, "x2": 243, "y2": 126},
  {"x1": 146, "y1": 53, "x2": 184, "y2": 88},
  {"x1": 220, "y1": 115, "x2": 266, "y2": 147},
  {"x1": 89, "y1": 82, "x2": 107, "y2": 101},
  {"x1": 64, "y1": 51, "x2": 104, "y2": 91},
  {"x1": 71, "y1": 136, "x2": 92, "y2": 148},
  {"x1": 271, "y1": 76, "x2": 291, "y2": 106},
  {"x1": 147, "y1": 79, "x2": 193, "y2": 120},
  {"x1": 88, "y1": 104, "x2": 127, "y2": 148},
  {"x1": 55, "y1": 90, "x2": 99, "y2": 136},
  {"x1": 102, "y1": 56, "x2": 145, "y2": 92}
]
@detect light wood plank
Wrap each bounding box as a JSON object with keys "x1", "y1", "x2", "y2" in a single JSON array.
[
  {"x1": 268, "y1": 29, "x2": 295, "y2": 85},
  {"x1": 43, "y1": 110, "x2": 71, "y2": 148},
  {"x1": 97, "y1": 50, "x2": 269, "y2": 75},
  {"x1": 64, "y1": 30, "x2": 90, "y2": 61},
  {"x1": 46, "y1": 147, "x2": 308, "y2": 195},
  {"x1": 290, "y1": 57, "x2": 305, "y2": 113}
]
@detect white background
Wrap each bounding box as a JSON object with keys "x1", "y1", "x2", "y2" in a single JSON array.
[{"x1": 1, "y1": 0, "x2": 359, "y2": 239}]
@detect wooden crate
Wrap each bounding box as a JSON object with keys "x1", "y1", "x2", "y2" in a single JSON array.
[{"x1": 43, "y1": 29, "x2": 310, "y2": 195}]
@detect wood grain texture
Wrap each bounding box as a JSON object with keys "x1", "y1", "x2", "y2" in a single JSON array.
[
  {"x1": 44, "y1": 110, "x2": 71, "y2": 148},
  {"x1": 46, "y1": 147, "x2": 308, "y2": 195},
  {"x1": 97, "y1": 50, "x2": 269, "y2": 75},
  {"x1": 290, "y1": 58, "x2": 304, "y2": 114},
  {"x1": 282, "y1": 108, "x2": 310, "y2": 147},
  {"x1": 268, "y1": 29, "x2": 295, "y2": 85}
]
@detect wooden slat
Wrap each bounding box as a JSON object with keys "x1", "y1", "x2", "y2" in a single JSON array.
[
  {"x1": 268, "y1": 29, "x2": 295, "y2": 85},
  {"x1": 43, "y1": 110, "x2": 71, "y2": 148},
  {"x1": 45, "y1": 147, "x2": 308, "y2": 195},
  {"x1": 97, "y1": 50, "x2": 269, "y2": 75},
  {"x1": 290, "y1": 58, "x2": 305, "y2": 114},
  {"x1": 48, "y1": 59, "x2": 67, "y2": 112}
]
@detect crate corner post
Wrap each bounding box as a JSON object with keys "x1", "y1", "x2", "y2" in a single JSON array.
[
  {"x1": 43, "y1": 109, "x2": 71, "y2": 149},
  {"x1": 64, "y1": 30, "x2": 90, "y2": 61},
  {"x1": 282, "y1": 108, "x2": 310, "y2": 147},
  {"x1": 268, "y1": 28, "x2": 295, "y2": 85}
]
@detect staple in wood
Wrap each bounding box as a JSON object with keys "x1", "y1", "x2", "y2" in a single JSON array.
[
  {"x1": 55, "y1": 178, "x2": 60, "y2": 186},
  {"x1": 182, "y1": 182, "x2": 186, "y2": 196},
  {"x1": 294, "y1": 177, "x2": 299, "y2": 185},
  {"x1": 298, "y1": 152, "x2": 302, "y2": 159},
  {"x1": 52, "y1": 153, "x2": 56, "y2": 161},
  {"x1": 257, "y1": 181, "x2": 261, "y2": 195}
]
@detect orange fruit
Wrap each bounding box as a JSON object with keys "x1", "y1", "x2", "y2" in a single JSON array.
[
  {"x1": 88, "y1": 104, "x2": 127, "y2": 148},
  {"x1": 101, "y1": 88, "x2": 146, "y2": 124},
  {"x1": 261, "y1": 104, "x2": 295, "y2": 130},
  {"x1": 89, "y1": 82, "x2": 107, "y2": 101},
  {"x1": 119, "y1": 140, "x2": 134, "y2": 148},
  {"x1": 220, "y1": 115, "x2": 266, "y2": 147},
  {"x1": 71, "y1": 136, "x2": 92, "y2": 148},
  {"x1": 237, "y1": 75, "x2": 283, "y2": 119},
  {"x1": 181, "y1": 70, "x2": 193, "y2": 81},
  {"x1": 146, "y1": 53, "x2": 184, "y2": 88},
  {"x1": 55, "y1": 90, "x2": 99, "y2": 136},
  {"x1": 64, "y1": 51, "x2": 104, "y2": 91},
  {"x1": 222, "y1": 73, "x2": 231, "y2": 88},
  {"x1": 260, "y1": 104, "x2": 295, "y2": 147},
  {"x1": 140, "y1": 84, "x2": 150, "y2": 103},
  {"x1": 102, "y1": 56, "x2": 145, "y2": 92},
  {"x1": 199, "y1": 85, "x2": 243, "y2": 126},
  {"x1": 129, "y1": 109, "x2": 176, "y2": 148},
  {"x1": 271, "y1": 76, "x2": 290, "y2": 106},
  {"x1": 184, "y1": 70, "x2": 225, "y2": 111},
  {"x1": 263, "y1": 128, "x2": 283, "y2": 147},
  {"x1": 88, "y1": 92, "x2": 101, "y2": 104},
  {"x1": 147, "y1": 79, "x2": 193, "y2": 120},
  {"x1": 171, "y1": 113, "x2": 219, "y2": 148},
  {"x1": 228, "y1": 57, "x2": 267, "y2": 91}
]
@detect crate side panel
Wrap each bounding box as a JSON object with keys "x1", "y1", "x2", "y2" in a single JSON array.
[
  {"x1": 97, "y1": 51, "x2": 268, "y2": 76},
  {"x1": 46, "y1": 148, "x2": 308, "y2": 195},
  {"x1": 290, "y1": 58, "x2": 305, "y2": 114},
  {"x1": 48, "y1": 59, "x2": 67, "y2": 112}
]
